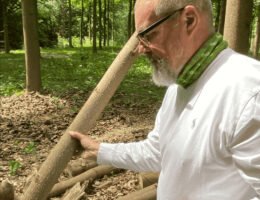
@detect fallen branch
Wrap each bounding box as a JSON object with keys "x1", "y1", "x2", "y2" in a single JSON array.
[
  {"x1": 138, "y1": 172, "x2": 159, "y2": 189},
  {"x1": 60, "y1": 181, "x2": 88, "y2": 200},
  {"x1": 21, "y1": 32, "x2": 139, "y2": 200},
  {"x1": 64, "y1": 159, "x2": 97, "y2": 177},
  {"x1": 48, "y1": 165, "x2": 116, "y2": 198},
  {"x1": 117, "y1": 184, "x2": 157, "y2": 200}
]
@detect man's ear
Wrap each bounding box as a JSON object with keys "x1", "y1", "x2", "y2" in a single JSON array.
[
  {"x1": 183, "y1": 6, "x2": 198, "y2": 34},
  {"x1": 186, "y1": 16, "x2": 194, "y2": 26}
]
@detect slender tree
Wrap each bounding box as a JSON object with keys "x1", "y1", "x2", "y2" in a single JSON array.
[
  {"x1": 107, "y1": 0, "x2": 111, "y2": 46},
  {"x1": 224, "y1": 0, "x2": 254, "y2": 54},
  {"x1": 111, "y1": 0, "x2": 114, "y2": 47},
  {"x1": 218, "y1": 0, "x2": 226, "y2": 34},
  {"x1": 132, "y1": 0, "x2": 136, "y2": 33},
  {"x1": 68, "y1": 0, "x2": 73, "y2": 47},
  {"x1": 98, "y1": 0, "x2": 102, "y2": 49},
  {"x1": 93, "y1": 0, "x2": 97, "y2": 52},
  {"x1": 103, "y1": 0, "x2": 107, "y2": 46},
  {"x1": 253, "y1": 1, "x2": 260, "y2": 58},
  {"x1": 21, "y1": 0, "x2": 41, "y2": 92},
  {"x1": 80, "y1": 0, "x2": 84, "y2": 47},
  {"x1": 87, "y1": 2, "x2": 92, "y2": 40},
  {"x1": 3, "y1": 0, "x2": 10, "y2": 53},
  {"x1": 128, "y1": 0, "x2": 133, "y2": 38}
]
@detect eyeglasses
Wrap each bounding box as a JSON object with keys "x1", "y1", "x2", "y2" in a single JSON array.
[{"x1": 137, "y1": 7, "x2": 185, "y2": 46}]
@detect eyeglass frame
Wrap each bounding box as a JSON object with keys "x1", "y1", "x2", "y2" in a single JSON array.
[{"x1": 137, "y1": 7, "x2": 185, "y2": 45}]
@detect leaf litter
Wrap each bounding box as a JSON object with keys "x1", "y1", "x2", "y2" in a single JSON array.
[{"x1": 0, "y1": 91, "x2": 160, "y2": 199}]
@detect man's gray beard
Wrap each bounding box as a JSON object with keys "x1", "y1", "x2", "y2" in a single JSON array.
[{"x1": 150, "y1": 58, "x2": 177, "y2": 87}]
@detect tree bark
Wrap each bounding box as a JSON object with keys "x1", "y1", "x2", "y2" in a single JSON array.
[
  {"x1": 0, "y1": 180, "x2": 14, "y2": 200},
  {"x1": 48, "y1": 165, "x2": 115, "y2": 198},
  {"x1": 21, "y1": 0, "x2": 41, "y2": 92},
  {"x1": 117, "y1": 184, "x2": 157, "y2": 200},
  {"x1": 21, "y1": 32, "x2": 139, "y2": 200},
  {"x1": 223, "y1": 0, "x2": 253, "y2": 54}
]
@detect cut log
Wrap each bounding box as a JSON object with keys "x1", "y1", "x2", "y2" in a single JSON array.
[
  {"x1": 64, "y1": 159, "x2": 97, "y2": 177},
  {"x1": 138, "y1": 172, "x2": 159, "y2": 189},
  {"x1": 48, "y1": 165, "x2": 116, "y2": 198},
  {"x1": 0, "y1": 180, "x2": 14, "y2": 200},
  {"x1": 21, "y1": 32, "x2": 139, "y2": 200},
  {"x1": 117, "y1": 184, "x2": 157, "y2": 200}
]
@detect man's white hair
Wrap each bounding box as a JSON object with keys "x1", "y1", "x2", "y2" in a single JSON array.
[
  {"x1": 154, "y1": 0, "x2": 214, "y2": 30},
  {"x1": 155, "y1": 0, "x2": 213, "y2": 15}
]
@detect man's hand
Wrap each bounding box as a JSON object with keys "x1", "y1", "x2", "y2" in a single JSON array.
[{"x1": 69, "y1": 131, "x2": 100, "y2": 160}]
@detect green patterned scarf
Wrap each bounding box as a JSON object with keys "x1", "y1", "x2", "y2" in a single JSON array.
[{"x1": 176, "y1": 33, "x2": 228, "y2": 88}]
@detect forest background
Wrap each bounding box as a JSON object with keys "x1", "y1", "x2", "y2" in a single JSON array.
[{"x1": 1, "y1": 0, "x2": 260, "y2": 95}]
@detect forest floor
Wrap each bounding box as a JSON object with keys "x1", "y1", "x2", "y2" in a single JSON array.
[{"x1": 0, "y1": 90, "x2": 162, "y2": 199}]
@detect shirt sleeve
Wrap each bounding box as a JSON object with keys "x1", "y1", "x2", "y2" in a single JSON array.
[
  {"x1": 230, "y1": 91, "x2": 260, "y2": 197},
  {"x1": 97, "y1": 108, "x2": 162, "y2": 172}
]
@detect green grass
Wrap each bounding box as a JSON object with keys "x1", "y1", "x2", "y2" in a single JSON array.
[{"x1": 0, "y1": 47, "x2": 166, "y2": 105}]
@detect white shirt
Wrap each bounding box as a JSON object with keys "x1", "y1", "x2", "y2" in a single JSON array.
[{"x1": 97, "y1": 48, "x2": 260, "y2": 200}]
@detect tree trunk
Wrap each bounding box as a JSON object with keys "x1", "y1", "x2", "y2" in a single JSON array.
[
  {"x1": 98, "y1": 0, "x2": 102, "y2": 49},
  {"x1": 103, "y1": 0, "x2": 107, "y2": 46},
  {"x1": 218, "y1": 0, "x2": 226, "y2": 34},
  {"x1": 3, "y1": 0, "x2": 10, "y2": 53},
  {"x1": 111, "y1": 0, "x2": 114, "y2": 47},
  {"x1": 253, "y1": 2, "x2": 260, "y2": 58},
  {"x1": 88, "y1": 2, "x2": 92, "y2": 39},
  {"x1": 128, "y1": 0, "x2": 133, "y2": 38},
  {"x1": 223, "y1": 0, "x2": 254, "y2": 54},
  {"x1": 132, "y1": 0, "x2": 136, "y2": 33},
  {"x1": 48, "y1": 165, "x2": 115, "y2": 198},
  {"x1": 21, "y1": 0, "x2": 41, "y2": 92},
  {"x1": 92, "y1": 0, "x2": 97, "y2": 53},
  {"x1": 80, "y1": 0, "x2": 84, "y2": 47},
  {"x1": 107, "y1": 0, "x2": 111, "y2": 46},
  {"x1": 21, "y1": 32, "x2": 139, "y2": 200},
  {"x1": 117, "y1": 184, "x2": 157, "y2": 200},
  {"x1": 68, "y1": 0, "x2": 73, "y2": 48}
]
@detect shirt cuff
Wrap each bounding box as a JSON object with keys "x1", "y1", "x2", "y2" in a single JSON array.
[{"x1": 97, "y1": 142, "x2": 118, "y2": 165}]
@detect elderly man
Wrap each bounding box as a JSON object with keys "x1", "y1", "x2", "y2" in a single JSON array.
[{"x1": 70, "y1": 0, "x2": 260, "y2": 199}]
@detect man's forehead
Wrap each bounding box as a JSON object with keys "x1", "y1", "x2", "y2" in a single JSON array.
[
  {"x1": 135, "y1": 0, "x2": 157, "y2": 19},
  {"x1": 136, "y1": 0, "x2": 158, "y2": 8},
  {"x1": 135, "y1": 0, "x2": 159, "y2": 31}
]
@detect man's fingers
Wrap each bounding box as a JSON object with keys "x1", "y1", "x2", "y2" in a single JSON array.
[{"x1": 69, "y1": 131, "x2": 84, "y2": 140}]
